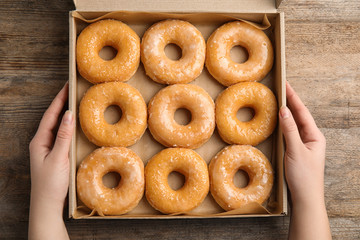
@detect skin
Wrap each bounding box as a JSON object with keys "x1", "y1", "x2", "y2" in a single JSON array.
[
  {"x1": 28, "y1": 81, "x2": 331, "y2": 239},
  {"x1": 28, "y1": 83, "x2": 72, "y2": 240},
  {"x1": 279, "y1": 81, "x2": 332, "y2": 240}
]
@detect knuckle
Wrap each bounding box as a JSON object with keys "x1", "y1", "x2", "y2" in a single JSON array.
[
  {"x1": 43, "y1": 110, "x2": 54, "y2": 120},
  {"x1": 57, "y1": 126, "x2": 72, "y2": 140},
  {"x1": 283, "y1": 120, "x2": 298, "y2": 134}
]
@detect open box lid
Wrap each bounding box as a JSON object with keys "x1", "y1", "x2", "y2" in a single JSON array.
[{"x1": 73, "y1": 0, "x2": 283, "y2": 13}]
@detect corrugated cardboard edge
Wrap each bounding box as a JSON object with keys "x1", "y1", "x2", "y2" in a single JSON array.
[
  {"x1": 278, "y1": 12, "x2": 288, "y2": 215},
  {"x1": 69, "y1": 12, "x2": 77, "y2": 218},
  {"x1": 271, "y1": 12, "x2": 287, "y2": 216},
  {"x1": 73, "y1": 0, "x2": 282, "y2": 13},
  {"x1": 74, "y1": 213, "x2": 285, "y2": 220}
]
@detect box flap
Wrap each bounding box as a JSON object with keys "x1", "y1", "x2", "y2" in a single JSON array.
[
  {"x1": 275, "y1": 0, "x2": 283, "y2": 9},
  {"x1": 73, "y1": 0, "x2": 282, "y2": 12}
]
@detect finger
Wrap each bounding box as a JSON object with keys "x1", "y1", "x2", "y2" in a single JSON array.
[
  {"x1": 286, "y1": 82, "x2": 322, "y2": 142},
  {"x1": 279, "y1": 106, "x2": 303, "y2": 150},
  {"x1": 50, "y1": 110, "x2": 74, "y2": 161},
  {"x1": 32, "y1": 83, "x2": 69, "y2": 152}
]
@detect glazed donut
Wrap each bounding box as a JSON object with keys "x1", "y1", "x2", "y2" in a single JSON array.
[
  {"x1": 206, "y1": 21, "x2": 273, "y2": 86},
  {"x1": 209, "y1": 145, "x2": 273, "y2": 211},
  {"x1": 79, "y1": 82, "x2": 147, "y2": 147},
  {"x1": 145, "y1": 148, "x2": 209, "y2": 214},
  {"x1": 141, "y1": 19, "x2": 205, "y2": 84},
  {"x1": 76, "y1": 19, "x2": 140, "y2": 84},
  {"x1": 77, "y1": 147, "x2": 144, "y2": 215},
  {"x1": 148, "y1": 84, "x2": 215, "y2": 149},
  {"x1": 215, "y1": 82, "x2": 277, "y2": 146}
]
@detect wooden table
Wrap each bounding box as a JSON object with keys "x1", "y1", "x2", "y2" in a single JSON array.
[{"x1": 1, "y1": 0, "x2": 359, "y2": 239}]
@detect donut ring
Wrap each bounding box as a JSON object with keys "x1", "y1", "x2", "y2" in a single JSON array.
[
  {"x1": 141, "y1": 19, "x2": 206, "y2": 84},
  {"x1": 148, "y1": 84, "x2": 215, "y2": 149},
  {"x1": 77, "y1": 147, "x2": 145, "y2": 215},
  {"x1": 206, "y1": 21, "x2": 273, "y2": 86},
  {"x1": 145, "y1": 148, "x2": 209, "y2": 214},
  {"x1": 215, "y1": 82, "x2": 277, "y2": 146},
  {"x1": 209, "y1": 145, "x2": 274, "y2": 211},
  {"x1": 79, "y1": 82, "x2": 147, "y2": 147},
  {"x1": 76, "y1": 19, "x2": 140, "y2": 84}
]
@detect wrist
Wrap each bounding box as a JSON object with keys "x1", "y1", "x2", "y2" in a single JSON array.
[
  {"x1": 30, "y1": 190, "x2": 65, "y2": 216},
  {"x1": 29, "y1": 193, "x2": 68, "y2": 240},
  {"x1": 290, "y1": 191, "x2": 326, "y2": 211},
  {"x1": 288, "y1": 182, "x2": 325, "y2": 205}
]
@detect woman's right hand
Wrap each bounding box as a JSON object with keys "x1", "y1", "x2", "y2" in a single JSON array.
[{"x1": 279, "y1": 81, "x2": 331, "y2": 240}]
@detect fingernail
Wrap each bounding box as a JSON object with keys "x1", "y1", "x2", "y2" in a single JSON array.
[
  {"x1": 280, "y1": 106, "x2": 290, "y2": 119},
  {"x1": 63, "y1": 110, "x2": 73, "y2": 125}
]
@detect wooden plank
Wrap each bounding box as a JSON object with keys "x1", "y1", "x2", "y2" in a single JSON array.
[
  {"x1": 279, "y1": 0, "x2": 360, "y2": 21},
  {"x1": 1, "y1": 0, "x2": 360, "y2": 239},
  {"x1": 1, "y1": 216, "x2": 359, "y2": 239},
  {"x1": 322, "y1": 128, "x2": 360, "y2": 217},
  {"x1": 284, "y1": 21, "x2": 360, "y2": 129}
]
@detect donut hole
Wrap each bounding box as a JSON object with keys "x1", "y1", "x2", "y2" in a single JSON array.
[
  {"x1": 104, "y1": 105, "x2": 122, "y2": 124},
  {"x1": 168, "y1": 171, "x2": 185, "y2": 191},
  {"x1": 99, "y1": 46, "x2": 118, "y2": 61},
  {"x1": 102, "y1": 171, "x2": 121, "y2": 189},
  {"x1": 237, "y1": 107, "x2": 255, "y2": 122},
  {"x1": 233, "y1": 169, "x2": 250, "y2": 189},
  {"x1": 230, "y1": 45, "x2": 249, "y2": 64},
  {"x1": 164, "y1": 43, "x2": 182, "y2": 61},
  {"x1": 174, "y1": 108, "x2": 192, "y2": 126}
]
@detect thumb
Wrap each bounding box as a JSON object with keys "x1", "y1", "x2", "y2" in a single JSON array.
[
  {"x1": 51, "y1": 110, "x2": 74, "y2": 159},
  {"x1": 279, "y1": 106, "x2": 303, "y2": 151}
]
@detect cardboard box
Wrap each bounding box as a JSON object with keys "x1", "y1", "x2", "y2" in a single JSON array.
[{"x1": 69, "y1": 0, "x2": 287, "y2": 219}]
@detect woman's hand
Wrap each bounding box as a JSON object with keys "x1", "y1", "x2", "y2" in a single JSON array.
[
  {"x1": 279, "y1": 81, "x2": 331, "y2": 240},
  {"x1": 280, "y1": 81, "x2": 326, "y2": 204},
  {"x1": 29, "y1": 83, "x2": 73, "y2": 240}
]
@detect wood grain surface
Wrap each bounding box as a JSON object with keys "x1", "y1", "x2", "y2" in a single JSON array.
[{"x1": 1, "y1": 0, "x2": 360, "y2": 239}]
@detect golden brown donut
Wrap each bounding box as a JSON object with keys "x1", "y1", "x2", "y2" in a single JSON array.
[
  {"x1": 206, "y1": 21, "x2": 273, "y2": 86},
  {"x1": 215, "y1": 82, "x2": 277, "y2": 146},
  {"x1": 145, "y1": 148, "x2": 209, "y2": 214},
  {"x1": 76, "y1": 19, "x2": 140, "y2": 84},
  {"x1": 79, "y1": 82, "x2": 147, "y2": 147},
  {"x1": 209, "y1": 145, "x2": 273, "y2": 211},
  {"x1": 148, "y1": 84, "x2": 215, "y2": 149},
  {"x1": 141, "y1": 19, "x2": 206, "y2": 84},
  {"x1": 77, "y1": 147, "x2": 144, "y2": 215}
]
